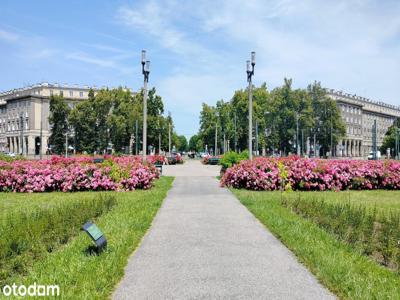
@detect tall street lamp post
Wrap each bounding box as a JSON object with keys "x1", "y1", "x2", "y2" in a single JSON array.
[
  {"x1": 264, "y1": 111, "x2": 270, "y2": 156},
  {"x1": 396, "y1": 127, "x2": 399, "y2": 159},
  {"x1": 330, "y1": 109, "x2": 333, "y2": 157},
  {"x1": 40, "y1": 99, "x2": 43, "y2": 159},
  {"x1": 234, "y1": 111, "x2": 237, "y2": 152},
  {"x1": 20, "y1": 112, "x2": 24, "y2": 155},
  {"x1": 372, "y1": 119, "x2": 377, "y2": 160},
  {"x1": 141, "y1": 50, "x2": 150, "y2": 161},
  {"x1": 247, "y1": 51, "x2": 256, "y2": 160},
  {"x1": 168, "y1": 111, "x2": 171, "y2": 155},
  {"x1": 255, "y1": 119, "x2": 258, "y2": 156},
  {"x1": 215, "y1": 112, "x2": 219, "y2": 156}
]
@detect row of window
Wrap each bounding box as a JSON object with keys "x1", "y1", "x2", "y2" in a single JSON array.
[
  {"x1": 49, "y1": 90, "x2": 84, "y2": 98},
  {"x1": 0, "y1": 112, "x2": 29, "y2": 121},
  {"x1": 364, "y1": 113, "x2": 395, "y2": 125},
  {"x1": 341, "y1": 104, "x2": 361, "y2": 115},
  {"x1": 363, "y1": 127, "x2": 386, "y2": 135},
  {"x1": 347, "y1": 127, "x2": 362, "y2": 135},
  {"x1": 0, "y1": 119, "x2": 29, "y2": 133},
  {"x1": 4, "y1": 101, "x2": 30, "y2": 110},
  {"x1": 344, "y1": 116, "x2": 361, "y2": 125}
]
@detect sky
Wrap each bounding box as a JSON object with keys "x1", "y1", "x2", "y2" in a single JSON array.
[{"x1": 0, "y1": 0, "x2": 399, "y2": 140}]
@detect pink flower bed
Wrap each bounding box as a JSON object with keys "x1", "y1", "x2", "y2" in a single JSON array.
[
  {"x1": 0, "y1": 156, "x2": 161, "y2": 192},
  {"x1": 221, "y1": 157, "x2": 400, "y2": 191}
]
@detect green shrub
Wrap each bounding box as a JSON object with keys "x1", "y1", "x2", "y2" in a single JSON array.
[
  {"x1": 281, "y1": 194, "x2": 400, "y2": 272},
  {"x1": 0, "y1": 194, "x2": 116, "y2": 286},
  {"x1": 0, "y1": 153, "x2": 25, "y2": 162},
  {"x1": 220, "y1": 150, "x2": 249, "y2": 170}
]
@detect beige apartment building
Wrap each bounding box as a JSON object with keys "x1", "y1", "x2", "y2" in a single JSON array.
[
  {"x1": 327, "y1": 89, "x2": 400, "y2": 157},
  {"x1": 0, "y1": 83, "x2": 100, "y2": 156}
]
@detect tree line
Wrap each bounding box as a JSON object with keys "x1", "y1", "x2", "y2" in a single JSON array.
[
  {"x1": 190, "y1": 79, "x2": 346, "y2": 157},
  {"x1": 49, "y1": 87, "x2": 188, "y2": 155},
  {"x1": 381, "y1": 117, "x2": 400, "y2": 157}
]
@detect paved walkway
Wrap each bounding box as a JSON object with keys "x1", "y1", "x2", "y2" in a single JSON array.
[{"x1": 113, "y1": 160, "x2": 335, "y2": 299}]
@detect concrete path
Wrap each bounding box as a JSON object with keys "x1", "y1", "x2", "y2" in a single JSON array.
[{"x1": 113, "y1": 160, "x2": 335, "y2": 299}]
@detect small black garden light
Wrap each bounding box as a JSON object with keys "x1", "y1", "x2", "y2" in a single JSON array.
[{"x1": 81, "y1": 221, "x2": 107, "y2": 252}]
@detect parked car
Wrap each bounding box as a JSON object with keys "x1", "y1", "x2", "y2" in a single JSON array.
[
  {"x1": 5, "y1": 152, "x2": 16, "y2": 158},
  {"x1": 200, "y1": 152, "x2": 209, "y2": 158},
  {"x1": 367, "y1": 150, "x2": 381, "y2": 160}
]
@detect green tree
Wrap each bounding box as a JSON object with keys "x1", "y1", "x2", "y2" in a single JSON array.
[
  {"x1": 177, "y1": 135, "x2": 188, "y2": 152},
  {"x1": 189, "y1": 134, "x2": 199, "y2": 151},
  {"x1": 199, "y1": 103, "x2": 218, "y2": 152},
  {"x1": 196, "y1": 80, "x2": 346, "y2": 157},
  {"x1": 380, "y1": 118, "x2": 400, "y2": 157},
  {"x1": 195, "y1": 139, "x2": 204, "y2": 152},
  {"x1": 108, "y1": 88, "x2": 136, "y2": 153},
  {"x1": 49, "y1": 95, "x2": 70, "y2": 154},
  {"x1": 308, "y1": 81, "x2": 346, "y2": 156}
]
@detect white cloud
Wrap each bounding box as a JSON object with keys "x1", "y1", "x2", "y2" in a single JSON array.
[
  {"x1": 67, "y1": 51, "x2": 117, "y2": 68},
  {"x1": 116, "y1": 0, "x2": 400, "y2": 137},
  {"x1": 65, "y1": 51, "x2": 134, "y2": 76},
  {"x1": 116, "y1": 1, "x2": 217, "y2": 60},
  {"x1": 0, "y1": 28, "x2": 19, "y2": 42}
]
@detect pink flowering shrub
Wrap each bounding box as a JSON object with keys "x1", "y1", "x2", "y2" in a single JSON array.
[
  {"x1": 0, "y1": 155, "x2": 160, "y2": 192},
  {"x1": 221, "y1": 157, "x2": 400, "y2": 191}
]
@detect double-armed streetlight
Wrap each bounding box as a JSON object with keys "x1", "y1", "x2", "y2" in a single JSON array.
[
  {"x1": 141, "y1": 50, "x2": 150, "y2": 161},
  {"x1": 395, "y1": 127, "x2": 400, "y2": 159},
  {"x1": 246, "y1": 51, "x2": 256, "y2": 160},
  {"x1": 215, "y1": 111, "x2": 219, "y2": 156}
]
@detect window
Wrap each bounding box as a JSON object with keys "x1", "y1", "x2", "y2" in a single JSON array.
[
  {"x1": 60, "y1": 90, "x2": 63, "y2": 97},
  {"x1": 79, "y1": 91, "x2": 83, "y2": 97},
  {"x1": 69, "y1": 91, "x2": 73, "y2": 97},
  {"x1": 50, "y1": 90, "x2": 53, "y2": 96}
]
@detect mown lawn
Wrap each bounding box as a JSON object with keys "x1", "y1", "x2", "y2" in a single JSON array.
[
  {"x1": 0, "y1": 191, "x2": 117, "y2": 220},
  {"x1": 244, "y1": 190, "x2": 400, "y2": 214},
  {"x1": 232, "y1": 189, "x2": 400, "y2": 300},
  {"x1": 1, "y1": 176, "x2": 174, "y2": 299}
]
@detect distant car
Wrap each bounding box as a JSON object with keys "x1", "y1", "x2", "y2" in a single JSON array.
[
  {"x1": 200, "y1": 152, "x2": 209, "y2": 158},
  {"x1": 367, "y1": 150, "x2": 381, "y2": 160},
  {"x1": 5, "y1": 152, "x2": 16, "y2": 158}
]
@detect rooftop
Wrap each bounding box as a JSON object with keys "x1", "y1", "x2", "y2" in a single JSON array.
[
  {"x1": 325, "y1": 88, "x2": 400, "y2": 111},
  {"x1": 0, "y1": 82, "x2": 133, "y2": 103}
]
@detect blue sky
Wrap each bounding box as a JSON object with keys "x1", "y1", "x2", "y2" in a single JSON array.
[{"x1": 0, "y1": 0, "x2": 399, "y2": 139}]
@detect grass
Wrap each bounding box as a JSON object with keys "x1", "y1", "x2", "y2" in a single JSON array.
[
  {"x1": 0, "y1": 194, "x2": 116, "y2": 286},
  {"x1": 232, "y1": 189, "x2": 400, "y2": 299},
  {"x1": 2, "y1": 176, "x2": 174, "y2": 299},
  {"x1": 253, "y1": 190, "x2": 400, "y2": 214},
  {"x1": 0, "y1": 192, "x2": 117, "y2": 221}
]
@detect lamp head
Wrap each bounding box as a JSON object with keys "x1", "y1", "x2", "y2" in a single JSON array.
[
  {"x1": 145, "y1": 60, "x2": 150, "y2": 72},
  {"x1": 246, "y1": 60, "x2": 251, "y2": 72},
  {"x1": 251, "y1": 51, "x2": 256, "y2": 66},
  {"x1": 141, "y1": 50, "x2": 146, "y2": 64}
]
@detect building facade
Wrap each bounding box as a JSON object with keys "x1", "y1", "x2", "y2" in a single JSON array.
[
  {"x1": 0, "y1": 83, "x2": 100, "y2": 156},
  {"x1": 326, "y1": 89, "x2": 400, "y2": 157}
]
